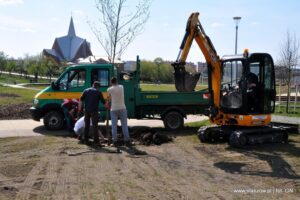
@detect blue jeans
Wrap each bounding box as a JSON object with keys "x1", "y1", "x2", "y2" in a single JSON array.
[
  {"x1": 110, "y1": 109, "x2": 130, "y2": 142},
  {"x1": 62, "y1": 107, "x2": 74, "y2": 132}
]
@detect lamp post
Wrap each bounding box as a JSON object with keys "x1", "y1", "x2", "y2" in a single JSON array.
[
  {"x1": 154, "y1": 57, "x2": 163, "y2": 84},
  {"x1": 233, "y1": 16, "x2": 241, "y2": 55}
]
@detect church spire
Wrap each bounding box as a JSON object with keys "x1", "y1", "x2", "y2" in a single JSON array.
[{"x1": 68, "y1": 17, "x2": 76, "y2": 37}]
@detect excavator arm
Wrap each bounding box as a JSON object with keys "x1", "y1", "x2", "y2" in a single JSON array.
[{"x1": 173, "y1": 12, "x2": 221, "y2": 117}]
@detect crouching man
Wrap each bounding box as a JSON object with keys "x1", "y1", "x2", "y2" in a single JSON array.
[{"x1": 74, "y1": 116, "x2": 105, "y2": 142}]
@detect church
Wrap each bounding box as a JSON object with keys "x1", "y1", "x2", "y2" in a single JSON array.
[{"x1": 43, "y1": 17, "x2": 92, "y2": 63}]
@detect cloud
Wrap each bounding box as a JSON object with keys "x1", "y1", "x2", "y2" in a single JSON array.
[
  {"x1": 251, "y1": 21, "x2": 260, "y2": 26},
  {"x1": 211, "y1": 22, "x2": 224, "y2": 28},
  {"x1": 73, "y1": 10, "x2": 85, "y2": 16},
  {"x1": 0, "y1": 15, "x2": 33, "y2": 28},
  {"x1": 0, "y1": 15, "x2": 36, "y2": 33},
  {"x1": 51, "y1": 17, "x2": 58, "y2": 22},
  {"x1": 0, "y1": 0, "x2": 23, "y2": 6},
  {"x1": 0, "y1": 25, "x2": 16, "y2": 32},
  {"x1": 23, "y1": 28, "x2": 36, "y2": 33}
]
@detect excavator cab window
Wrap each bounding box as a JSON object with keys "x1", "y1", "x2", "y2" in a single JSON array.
[
  {"x1": 220, "y1": 59, "x2": 244, "y2": 113},
  {"x1": 221, "y1": 60, "x2": 243, "y2": 90},
  {"x1": 220, "y1": 54, "x2": 275, "y2": 115},
  {"x1": 246, "y1": 54, "x2": 276, "y2": 114}
]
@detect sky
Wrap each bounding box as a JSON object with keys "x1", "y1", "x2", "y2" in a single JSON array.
[{"x1": 0, "y1": 0, "x2": 299, "y2": 63}]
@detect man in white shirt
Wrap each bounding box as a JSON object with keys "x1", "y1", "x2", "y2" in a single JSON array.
[
  {"x1": 74, "y1": 116, "x2": 105, "y2": 142},
  {"x1": 107, "y1": 77, "x2": 131, "y2": 146}
]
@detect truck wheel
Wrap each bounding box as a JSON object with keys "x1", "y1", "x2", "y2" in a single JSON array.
[
  {"x1": 163, "y1": 111, "x2": 184, "y2": 130},
  {"x1": 44, "y1": 111, "x2": 64, "y2": 130}
]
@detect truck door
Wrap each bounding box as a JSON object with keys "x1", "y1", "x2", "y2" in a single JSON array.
[
  {"x1": 57, "y1": 68, "x2": 86, "y2": 98},
  {"x1": 119, "y1": 73, "x2": 136, "y2": 118}
]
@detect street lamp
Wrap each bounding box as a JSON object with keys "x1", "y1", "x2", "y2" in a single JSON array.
[{"x1": 233, "y1": 16, "x2": 241, "y2": 55}]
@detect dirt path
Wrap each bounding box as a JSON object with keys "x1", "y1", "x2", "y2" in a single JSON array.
[{"x1": 0, "y1": 133, "x2": 299, "y2": 200}]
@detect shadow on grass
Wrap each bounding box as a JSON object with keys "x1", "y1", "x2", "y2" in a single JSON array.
[
  {"x1": 33, "y1": 125, "x2": 72, "y2": 137},
  {"x1": 214, "y1": 142, "x2": 300, "y2": 180}
]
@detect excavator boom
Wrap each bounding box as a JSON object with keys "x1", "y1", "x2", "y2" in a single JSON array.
[{"x1": 173, "y1": 12, "x2": 221, "y2": 117}]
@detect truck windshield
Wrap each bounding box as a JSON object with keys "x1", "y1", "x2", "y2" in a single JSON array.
[
  {"x1": 58, "y1": 69, "x2": 86, "y2": 90},
  {"x1": 91, "y1": 69, "x2": 109, "y2": 87}
]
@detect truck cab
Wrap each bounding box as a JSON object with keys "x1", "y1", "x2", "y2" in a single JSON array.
[{"x1": 30, "y1": 63, "x2": 117, "y2": 130}]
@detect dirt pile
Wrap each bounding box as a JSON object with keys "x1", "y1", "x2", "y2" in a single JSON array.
[
  {"x1": 129, "y1": 126, "x2": 173, "y2": 145},
  {"x1": 0, "y1": 103, "x2": 31, "y2": 120}
]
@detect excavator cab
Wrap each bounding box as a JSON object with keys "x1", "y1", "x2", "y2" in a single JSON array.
[
  {"x1": 220, "y1": 52, "x2": 276, "y2": 116},
  {"x1": 199, "y1": 51, "x2": 287, "y2": 147}
]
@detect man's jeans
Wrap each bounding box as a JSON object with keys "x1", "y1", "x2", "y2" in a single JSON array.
[
  {"x1": 110, "y1": 109, "x2": 130, "y2": 142},
  {"x1": 84, "y1": 111, "x2": 99, "y2": 143}
]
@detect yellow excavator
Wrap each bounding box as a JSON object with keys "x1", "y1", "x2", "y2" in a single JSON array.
[{"x1": 173, "y1": 12, "x2": 288, "y2": 147}]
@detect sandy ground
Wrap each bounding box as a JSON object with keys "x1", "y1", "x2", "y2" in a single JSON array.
[
  {"x1": 0, "y1": 115, "x2": 207, "y2": 138},
  {"x1": 0, "y1": 129, "x2": 299, "y2": 200}
]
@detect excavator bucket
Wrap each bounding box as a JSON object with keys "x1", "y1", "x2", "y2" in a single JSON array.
[{"x1": 172, "y1": 62, "x2": 200, "y2": 92}]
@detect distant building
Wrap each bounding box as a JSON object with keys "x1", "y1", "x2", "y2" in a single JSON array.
[
  {"x1": 197, "y1": 62, "x2": 207, "y2": 73},
  {"x1": 77, "y1": 55, "x2": 125, "y2": 70},
  {"x1": 43, "y1": 17, "x2": 92, "y2": 63},
  {"x1": 124, "y1": 61, "x2": 136, "y2": 71}
]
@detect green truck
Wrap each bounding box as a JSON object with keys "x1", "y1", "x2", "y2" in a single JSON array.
[{"x1": 30, "y1": 57, "x2": 209, "y2": 130}]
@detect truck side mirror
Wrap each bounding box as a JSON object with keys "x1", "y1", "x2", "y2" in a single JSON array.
[
  {"x1": 120, "y1": 72, "x2": 132, "y2": 81},
  {"x1": 123, "y1": 74, "x2": 131, "y2": 80}
]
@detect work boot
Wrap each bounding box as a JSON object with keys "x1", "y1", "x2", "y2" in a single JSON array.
[
  {"x1": 111, "y1": 141, "x2": 118, "y2": 147},
  {"x1": 92, "y1": 141, "x2": 102, "y2": 148},
  {"x1": 124, "y1": 141, "x2": 133, "y2": 147},
  {"x1": 79, "y1": 135, "x2": 86, "y2": 144}
]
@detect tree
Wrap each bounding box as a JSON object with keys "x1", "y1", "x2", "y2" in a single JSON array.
[
  {"x1": 88, "y1": 0, "x2": 152, "y2": 63},
  {"x1": 140, "y1": 60, "x2": 155, "y2": 82},
  {"x1": 15, "y1": 58, "x2": 25, "y2": 78},
  {"x1": 28, "y1": 54, "x2": 46, "y2": 82},
  {"x1": 278, "y1": 31, "x2": 300, "y2": 113},
  {"x1": 43, "y1": 56, "x2": 57, "y2": 82},
  {"x1": 23, "y1": 54, "x2": 32, "y2": 79},
  {"x1": 0, "y1": 51, "x2": 7, "y2": 75},
  {"x1": 5, "y1": 59, "x2": 16, "y2": 76},
  {"x1": 140, "y1": 59, "x2": 174, "y2": 84}
]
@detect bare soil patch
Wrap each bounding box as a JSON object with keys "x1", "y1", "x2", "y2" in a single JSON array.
[
  {"x1": 0, "y1": 93, "x2": 20, "y2": 98},
  {"x1": 0, "y1": 133, "x2": 299, "y2": 200},
  {"x1": 0, "y1": 103, "x2": 31, "y2": 120}
]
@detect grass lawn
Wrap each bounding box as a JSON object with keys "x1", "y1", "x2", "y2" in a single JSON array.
[
  {"x1": 0, "y1": 73, "x2": 50, "y2": 84},
  {"x1": 274, "y1": 105, "x2": 300, "y2": 117},
  {"x1": 185, "y1": 119, "x2": 210, "y2": 128},
  {"x1": 23, "y1": 85, "x2": 49, "y2": 90},
  {"x1": 0, "y1": 85, "x2": 39, "y2": 105},
  {"x1": 274, "y1": 101, "x2": 300, "y2": 117},
  {"x1": 140, "y1": 84, "x2": 208, "y2": 91}
]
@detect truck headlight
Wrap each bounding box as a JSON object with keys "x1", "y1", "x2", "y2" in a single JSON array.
[{"x1": 33, "y1": 99, "x2": 39, "y2": 106}]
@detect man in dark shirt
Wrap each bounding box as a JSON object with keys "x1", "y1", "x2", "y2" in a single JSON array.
[{"x1": 79, "y1": 81, "x2": 105, "y2": 145}]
